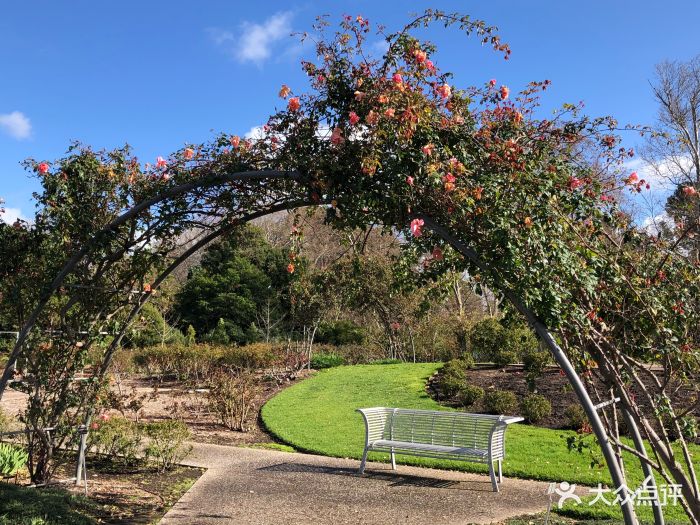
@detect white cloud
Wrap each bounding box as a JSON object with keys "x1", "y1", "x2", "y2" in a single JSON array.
[
  {"x1": 0, "y1": 111, "x2": 32, "y2": 140},
  {"x1": 244, "y1": 125, "x2": 265, "y2": 140},
  {"x1": 0, "y1": 207, "x2": 28, "y2": 225},
  {"x1": 209, "y1": 12, "x2": 294, "y2": 67},
  {"x1": 207, "y1": 28, "x2": 235, "y2": 46},
  {"x1": 624, "y1": 156, "x2": 694, "y2": 192},
  {"x1": 244, "y1": 123, "x2": 333, "y2": 142},
  {"x1": 641, "y1": 212, "x2": 674, "y2": 236}
]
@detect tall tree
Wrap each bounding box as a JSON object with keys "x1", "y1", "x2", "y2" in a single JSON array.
[
  {"x1": 644, "y1": 56, "x2": 700, "y2": 260},
  {"x1": 174, "y1": 225, "x2": 291, "y2": 344},
  {"x1": 645, "y1": 55, "x2": 700, "y2": 188}
]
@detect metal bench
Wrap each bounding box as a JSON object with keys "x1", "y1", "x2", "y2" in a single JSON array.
[{"x1": 357, "y1": 407, "x2": 523, "y2": 491}]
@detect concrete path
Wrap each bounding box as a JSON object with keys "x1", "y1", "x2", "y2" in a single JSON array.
[{"x1": 160, "y1": 442, "x2": 554, "y2": 525}]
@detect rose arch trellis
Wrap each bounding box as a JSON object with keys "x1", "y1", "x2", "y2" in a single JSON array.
[{"x1": 0, "y1": 12, "x2": 698, "y2": 525}]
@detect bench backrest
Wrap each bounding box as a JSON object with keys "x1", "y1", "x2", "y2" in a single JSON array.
[{"x1": 358, "y1": 407, "x2": 520, "y2": 456}]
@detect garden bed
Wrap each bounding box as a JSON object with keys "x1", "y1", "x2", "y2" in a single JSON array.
[
  {"x1": 430, "y1": 363, "x2": 699, "y2": 435},
  {"x1": 429, "y1": 364, "x2": 580, "y2": 429},
  {"x1": 0, "y1": 453, "x2": 202, "y2": 525},
  {"x1": 111, "y1": 371, "x2": 314, "y2": 447}
]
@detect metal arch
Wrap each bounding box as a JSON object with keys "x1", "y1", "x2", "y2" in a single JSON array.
[{"x1": 0, "y1": 170, "x2": 305, "y2": 399}]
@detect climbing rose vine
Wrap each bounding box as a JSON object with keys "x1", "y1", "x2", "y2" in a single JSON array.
[{"x1": 0, "y1": 11, "x2": 699, "y2": 523}]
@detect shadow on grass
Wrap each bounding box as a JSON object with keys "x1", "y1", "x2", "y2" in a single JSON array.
[{"x1": 0, "y1": 483, "x2": 96, "y2": 525}]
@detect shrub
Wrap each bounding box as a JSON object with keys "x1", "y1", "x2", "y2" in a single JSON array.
[
  {"x1": 316, "y1": 320, "x2": 365, "y2": 345},
  {"x1": 663, "y1": 414, "x2": 699, "y2": 441},
  {"x1": 143, "y1": 420, "x2": 192, "y2": 472},
  {"x1": 522, "y1": 349, "x2": 550, "y2": 392},
  {"x1": 0, "y1": 443, "x2": 28, "y2": 478},
  {"x1": 127, "y1": 303, "x2": 184, "y2": 348},
  {"x1": 218, "y1": 343, "x2": 284, "y2": 371},
  {"x1": 133, "y1": 344, "x2": 220, "y2": 381},
  {"x1": 483, "y1": 390, "x2": 518, "y2": 414},
  {"x1": 88, "y1": 416, "x2": 143, "y2": 466},
  {"x1": 492, "y1": 349, "x2": 517, "y2": 368},
  {"x1": 520, "y1": 394, "x2": 552, "y2": 423},
  {"x1": 369, "y1": 358, "x2": 403, "y2": 365},
  {"x1": 564, "y1": 404, "x2": 587, "y2": 430},
  {"x1": 439, "y1": 358, "x2": 473, "y2": 398},
  {"x1": 310, "y1": 352, "x2": 345, "y2": 369},
  {"x1": 504, "y1": 325, "x2": 539, "y2": 356},
  {"x1": 468, "y1": 318, "x2": 504, "y2": 362},
  {"x1": 470, "y1": 319, "x2": 539, "y2": 368},
  {"x1": 678, "y1": 416, "x2": 699, "y2": 440},
  {"x1": 328, "y1": 344, "x2": 384, "y2": 365},
  {"x1": 208, "y1": 370, "x2": 263, "y2": 431},
  {"x1": 0, "y1": 408, "x2": 15, "y2": 434},
  {"x1": 458, "y1": 384, "x2": 484, "y2": 407}
]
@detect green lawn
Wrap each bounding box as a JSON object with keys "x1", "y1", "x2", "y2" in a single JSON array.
[
  {"x1": 0, "y1": 484, "x2": 97, "y2": 525},
  {"x1": 261, "y1": 363, "x2": 697, "y2": 523}
]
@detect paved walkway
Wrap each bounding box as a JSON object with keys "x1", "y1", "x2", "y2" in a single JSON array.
[{"x1": 160, "y1": 442, "x2": 554, "y2": 525}]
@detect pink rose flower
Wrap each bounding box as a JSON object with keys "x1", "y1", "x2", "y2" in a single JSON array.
[
  {"x1": 279, "y1": 84, "x2": 291, "y2": 98},
  {"x1": 436, "y1": 84, "x2": 452, "y2": 99},
  {"x1": 366, "y1": 110, "x2": 379, "y2": 125},
  {"x1": 500, "y1": 85, "x2": 510, "y2": 100},
  {"x1": 330, "y1": 127, "x2": 344, "y2": 145},
  {"x1": 567, "y1": 176, "x2": 584, "y2": 190},
  {"x1": 349, "y1": 112, "x2": 360, "y2": 125},
  {"x1": 38, "y1": 162, "x2": 49, "y2": 174},
  {"x1": 184, "y1": 148, "x2": 194, "y2": 160},
  {"x1": 410, "y1": 218, "x2": 424, "y2": 237},
  {"x1": 156, "y1": 156, "x2": 167, "y2": 168},
  {"x1": 412, "y1": 49, "x2": 427, "y2": 64}
]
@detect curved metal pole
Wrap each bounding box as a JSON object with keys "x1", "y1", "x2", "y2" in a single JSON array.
[
  {"x1": 75, "y1": 198, "x2": 312, "y2": 484},
  {"x1": 0, "y1": 170, "x2": 303, "y2": 399},
  {"x1": 420, "y1": 215, "x2": 637, "y2": 525},
  {"x1": 621, "y1": 407, "x2": 665, "y2": 525}
]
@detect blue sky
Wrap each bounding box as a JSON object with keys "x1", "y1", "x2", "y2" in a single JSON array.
[{"x1": 1, "y1": 0, "x2": 699, "y2": 224}]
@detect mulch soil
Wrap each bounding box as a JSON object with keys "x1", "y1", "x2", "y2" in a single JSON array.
[{"x1": 429, "y1": 364, "x2": 698, "y2": 433}]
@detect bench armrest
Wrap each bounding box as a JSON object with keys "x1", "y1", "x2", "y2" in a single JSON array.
[
  {"x1": 357, "y1": 408, "x2": 391, "y2": 445},
  {"x1": 500, "y1": 416, "x2": 524, "y2": 425}
]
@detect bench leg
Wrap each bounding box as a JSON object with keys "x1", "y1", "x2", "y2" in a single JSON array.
[
  {"x1": 498, "y1": 459, "x2": 503, "y2": 483},
  {"x1": 390, "y1": 448, "x2": 396, "y2": 471},
  {"x1": 489, "y1": 461, "x2": 499, "y2": 492},
  {"x1": 359, "y1": 446, "x2": 369, "y2": 475}
]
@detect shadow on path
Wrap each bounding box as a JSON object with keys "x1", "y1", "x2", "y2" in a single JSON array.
[{"x1": 258, "y1": 461, "x2": 495, "y2": 492}]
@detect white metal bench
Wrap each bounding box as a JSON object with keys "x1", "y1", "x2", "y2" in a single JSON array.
[{"x1": 357, "y1": 407, "x2": 523, "y2": 491}]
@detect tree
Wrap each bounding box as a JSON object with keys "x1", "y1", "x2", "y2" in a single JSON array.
[
  {"x1": 644, "y1": 56, "x2": 700, "y2": 261},
  {"x1": 645, "y1": 56, "x2": 700, "y2": 188},
  {"x1": 174, "y1": 225, "x2": 291, "y2": 344}
]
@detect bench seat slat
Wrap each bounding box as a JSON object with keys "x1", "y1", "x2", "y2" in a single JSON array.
[{"x1": 369, "y1": 439, "x2": 488, "y2": 457}]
